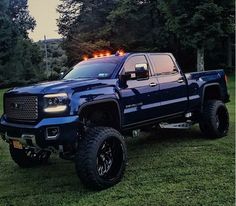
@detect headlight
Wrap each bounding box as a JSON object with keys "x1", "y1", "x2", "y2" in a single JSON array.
[{"x1": 44, "y1": 93, "x2": 68, "y2": 113}]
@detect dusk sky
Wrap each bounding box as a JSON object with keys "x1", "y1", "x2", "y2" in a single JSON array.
[{"x1": 28, "y1": 0, "x2": 61, "y2": 41}]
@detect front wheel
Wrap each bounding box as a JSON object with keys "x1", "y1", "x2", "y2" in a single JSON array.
[
  {"x1": 75, "y1": 127, "x2": 127, "y2": 190},
  {"x1": 199, "y1": 100, "x2": 229, "y2": 138}
]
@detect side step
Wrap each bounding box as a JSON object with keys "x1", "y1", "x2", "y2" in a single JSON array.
[{"x1": 159, "y1": 121, "x2": 193, "y2": 129}]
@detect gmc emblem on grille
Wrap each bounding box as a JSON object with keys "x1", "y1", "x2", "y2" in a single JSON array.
[{"x1": 10, "y1": 103, "x2": 24, "y2": 111}]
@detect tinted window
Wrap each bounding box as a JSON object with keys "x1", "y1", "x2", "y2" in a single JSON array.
[
  {"x1": 150, "y1": 54, "x2": 177, "y2": 74},
  {"x1": 124, "y1": 55, "x2": 149, "y2": 73},
  {"x1": 64, "y1": 62, "x2": 117, "y2": 79}
]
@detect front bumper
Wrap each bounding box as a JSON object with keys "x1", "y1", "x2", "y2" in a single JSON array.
[{"x1": 0, "y1": 116, "x2": 80, "y2": 148}]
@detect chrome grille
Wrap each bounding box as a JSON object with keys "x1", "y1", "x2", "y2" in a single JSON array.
[{"x1": 5, "y1": 96, "x2": 38, "y2": 121}]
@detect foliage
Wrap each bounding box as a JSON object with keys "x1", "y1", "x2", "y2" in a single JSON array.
[
  {"x1": 0, "y1": 0, "x2": 43, "y2": 88},
  {"x1": 37, "y1": 39, "x2": 68, "y2": 80},
  {"x1": 160, "y1": 0, "x2": 234, "y2": 49},
  {"x1": 57, "y1": 0, "x2": 118, "y2": 65},
  {"x1": 0, "y1": 0, "x2": 15, "y2": 66},
  {"x1": 106, "y1": 0, "x2": 170, "y2": 52},
  {"x1": 57, "y1": 0, "x2": 235, "y2": 71},
  {"x1": 0, "y1": 38, "x2": 44, "y2": 87},
  {"x1": 9, "y1": 0, "x2": 36, "y2": 38},
  {"x1": 158, "y1": 0, "x2": 234, "y2": 71}
]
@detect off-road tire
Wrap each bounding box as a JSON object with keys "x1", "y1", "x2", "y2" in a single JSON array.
[
  {"x1": 75, "y1": 127, "x2": 127, "y2": 190},
  {"x1": 10, "y1": 146, "x2": 51, "y2": 168},
  {"x1": 199, "y1": 100, "x2": 229, "y2": 138}
]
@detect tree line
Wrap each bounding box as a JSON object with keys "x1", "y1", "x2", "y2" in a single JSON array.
[
  {"x1": 0, "y1": 0, "x2": 44, "y2": 88},
  {"x1": 0, "y1": 0, "x2": 234, "y2": 88},
  {"x1": 57, "y1": 0, "x2": 234, "y2": 72},
  {"x1": 0, "y1": 0, "x2": 68, "y2": 88}
]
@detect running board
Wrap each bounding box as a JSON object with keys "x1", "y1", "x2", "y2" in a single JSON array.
[{"x1": 159, "y1": 121, "x2": 193, "y2": 129}]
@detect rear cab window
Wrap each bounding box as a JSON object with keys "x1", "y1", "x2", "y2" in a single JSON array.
[{"x1": 149, "y1": 54, "x2": 178, "y2": 75}]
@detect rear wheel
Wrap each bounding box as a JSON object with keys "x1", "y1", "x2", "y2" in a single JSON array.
[
  {"x1": 10, "y1": 146, "x2": 51, "y2": 168},
  {"x1": 199, "y1": 100, "x2": 229, "y2": 138},
  {"x1": 75, "y1": 127, "x2": 127, "y2": 190}
]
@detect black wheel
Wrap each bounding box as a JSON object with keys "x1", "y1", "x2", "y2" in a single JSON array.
[
  {"x1": 199, "y1": 100, "x2": 229, "y2": 138},
  {"x1": 10, "y1": 146, "x2": 51, "y2": 168},
  {"x1": 75, "y1": 127, "x2": 127, "y2": 190}
]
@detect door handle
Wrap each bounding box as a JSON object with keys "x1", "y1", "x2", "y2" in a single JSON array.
[
  {"x1": 149, "y1": 82, "x2": 157, "y2": 87},
  {"x1": 177, "y1": 78, "x2": 184, "y2": 83}
]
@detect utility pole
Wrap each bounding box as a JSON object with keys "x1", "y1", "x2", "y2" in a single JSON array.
[{"x1": 44, "y1": 35, "x2": 49, "y2": 77}]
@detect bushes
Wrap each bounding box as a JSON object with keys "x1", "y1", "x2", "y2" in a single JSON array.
[{"x1": 0, "y1": 38, "x2": 46, "y2": 89}]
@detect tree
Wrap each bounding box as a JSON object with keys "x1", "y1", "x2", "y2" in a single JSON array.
[
  {"x1": 0, "y1": 0, "x2": 35, "y2": 58},
  {"x1": 37, "y1": 39, "x2": 68, "y2": 79},
  {"x1": 9, "y1": 0, "x2": 36, "y2": 37},
  {"x1": 57, "y1": 0, "x2": 80, "y2": 37},
  {"x1": 0, "y1": 0, "x2": 43, "y2": 88},
  {"x1": 2, "y1": 38, "x2": 44, "y2": 85},
  {"x1": 160, "y1": 0, "x2": 234, "y2": 71},
  {"x1": 57, "y1": 0, "x2": 234, "y2": 71},
  {"x1": 57, "y1": 0, "x2": 173, "y2": 62},
  {"x1": 106, "y1": 0, "x2": 171, "y2": 51},
  {"x1": 57, "y1": 0, "x2": 117, "y2": 65},
  {"x1": 0, "y1": 0, "x2": 14, "y2": 67}
]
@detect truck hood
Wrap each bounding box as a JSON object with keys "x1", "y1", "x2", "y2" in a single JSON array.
[{"x1": 6, "y1": 78, "x2": 115, "y2": 95}]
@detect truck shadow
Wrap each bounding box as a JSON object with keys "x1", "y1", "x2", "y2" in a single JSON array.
[{"x1": 127, "y1": 126, "x2": 207, "y2": 147}]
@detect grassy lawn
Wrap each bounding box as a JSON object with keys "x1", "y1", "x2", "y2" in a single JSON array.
[
  {"x1": 0, "y1": 89, "x2": 6, "y2": 115},
  {"x1": 0, "y1": 77, "x2": 235, "y2": 206}
]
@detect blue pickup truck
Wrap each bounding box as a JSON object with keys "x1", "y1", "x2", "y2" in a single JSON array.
[{"x1": 0, "y1": 52, "x2": 230, "y2": 189}]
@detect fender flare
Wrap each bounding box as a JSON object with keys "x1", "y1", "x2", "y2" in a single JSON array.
[
  {"x1": 78, "y1": 99, "x2": 122, "y2": 129},
  {"x1": 201, "y1": 82, "x2": 221, "y2": 111}
]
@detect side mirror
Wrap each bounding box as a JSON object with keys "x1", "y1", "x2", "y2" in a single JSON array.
[
  {"x1": 121, "y1": 69, "x2": 149, "y2": 81},
  {"x1": 119, "y1": 68, "x2": 149, "y2": 87},
  {"x1": 135, "y1": 67, "x2": 149, "y2": 80},
  {"x1": 124, "y1": 68, "x2": 149, "y2": 80},
  {"x1": 119, "y1": 73, "x2": 131, "y2": 87}
]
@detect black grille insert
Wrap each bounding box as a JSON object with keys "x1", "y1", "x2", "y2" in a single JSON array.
[{"x1": 5, "y1": 96, "x2": 38, "y2": 121}]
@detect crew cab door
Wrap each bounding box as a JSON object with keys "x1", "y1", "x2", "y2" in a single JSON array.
[
  {"x1": 148, "y1": 54, "x2": 188, "y2": 116},
  {"x1": 119, "y1": 54, "x2": 160, "y2": 126}
]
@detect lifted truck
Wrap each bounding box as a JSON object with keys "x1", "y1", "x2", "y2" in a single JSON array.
[{"x1": 0, "y1": 52, "x2": 230, "y2": 189}]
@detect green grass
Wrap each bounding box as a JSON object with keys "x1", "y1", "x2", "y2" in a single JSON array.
[
  {"x1": 0, "y1": 77, "x2": 235, "y2": 206},
  {"x1": 0, "y1": 89, "x2": 6, "y2": 115}
]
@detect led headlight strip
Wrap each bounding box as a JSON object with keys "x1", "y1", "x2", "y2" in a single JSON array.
[
  {"x1": 44, "y1": 93, "x2": 68, "y2": 113},
  {"x1": 44, "y1": 93, "x2": 68, "y2": 98}
]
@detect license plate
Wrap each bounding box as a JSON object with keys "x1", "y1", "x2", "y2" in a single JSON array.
[{"x1": 12, "y1": 140, "x2": 23, "y2": 149}]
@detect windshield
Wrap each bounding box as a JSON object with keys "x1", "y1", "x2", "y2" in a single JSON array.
[{"x1": 64, "y1": 62, "x2": 117, "y2": 79}]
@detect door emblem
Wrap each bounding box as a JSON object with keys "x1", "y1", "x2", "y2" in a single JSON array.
[{"x1": 125, "y1": 102, "x2": 143, "y2": 109}]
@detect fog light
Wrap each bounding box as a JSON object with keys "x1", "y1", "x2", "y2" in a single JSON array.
[{"x1": 46, "y1": 127, "x2": 59, "y2": 140}]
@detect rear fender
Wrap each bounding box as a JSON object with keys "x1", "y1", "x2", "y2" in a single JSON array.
[{"x1": 201, "y1": 83, "x2": 221, "y2": 111}]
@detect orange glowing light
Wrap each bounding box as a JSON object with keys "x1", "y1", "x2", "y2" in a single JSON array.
[
  {"x1": 106, "y1": 52, "x2": 111, "y2": 56},
  {"x1": 118, "y1": 50, "x2": 125, "y2": 56},
  {"x1": 83, "y1": 55, "x2": 89, "y2": 61},
  {"x1": 119, "y1": 52, "x2": 124, "y2": 56},
  {"x1": 93, "y1": 54, "x2": 98, "y2": 58},
  {"x1": 99, "y1": 53, "x2": 104, "y2": 57}
]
